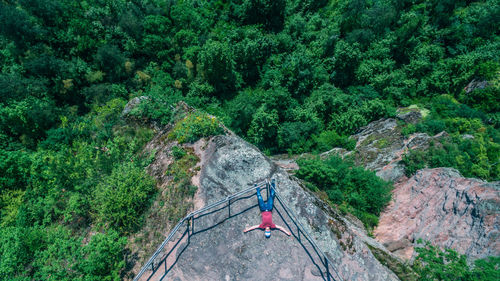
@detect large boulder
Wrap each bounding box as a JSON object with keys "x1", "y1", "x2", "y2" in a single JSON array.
[{"x1": 374, "y1": 168, "x2": 500, "y2": 260}]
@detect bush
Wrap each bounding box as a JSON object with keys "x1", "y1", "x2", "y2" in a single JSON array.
[
  {"x1": 247, "y1": 106, "x2": 279, "y2": 150},
  {"x1": 0, "y1": 226, "x2": 43, "y2": 279},
  {"x1": 403, "y1": 135, "x2": 499, "y2": 181},
  {"x1": 459, "y1": 86, "x2": 500, "y2": 114},
  {"x1": 171, "y1": 111, "x2": 223, "y2": 143},
  {"x1": 402, "y1": 149, "x2": 428, "y2": 176},
  {"x1": 78, "y1": 230, "x2": 126, "y2": 280},
  {"x1": 401, "y1": 123, "x2": 416, "y2": 137},
  {"x1": 296, "y1": 156, "x2": 392, "y2": 228},
  {"x1": 413, "y1": 240, "x2": 500, "y2": 281},
  {"x1": 198, "y1": 40, "x2": 241, "y2": 97},
  {"x1": 92, "y1": 163, "x2": 156, "y2": 233},
  {"x1": 171, "y1": 146, "x2": 187, "y2": 160},
  {"x1": 313, "y1": 130, "x2": 356, "y2": 151}
]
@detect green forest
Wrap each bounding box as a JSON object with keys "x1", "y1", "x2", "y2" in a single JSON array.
[{"x1": 0, "y1": 0, "x2": 498, "y2": 280}]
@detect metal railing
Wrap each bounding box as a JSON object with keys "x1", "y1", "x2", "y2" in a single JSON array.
[
  {"x1": 133, "y1": 179, "x2": 342, "y2": 281},
  {"x1": 271, "y1": 180, "x2": 342, "y2": 281}
]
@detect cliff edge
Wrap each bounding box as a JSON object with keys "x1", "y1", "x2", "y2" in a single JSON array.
[{"x1": 165, "y1": 135, "x2": 400, "y2": 280}]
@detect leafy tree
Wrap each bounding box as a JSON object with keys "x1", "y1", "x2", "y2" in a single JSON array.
[
  {"x1": 261, "y1": 46, "x2": 328, "y2": 100},
  {"x1": 0, "y1": 149, "x2": 31, "y2": 191},
  {"x1": 198, "y1": 40, "x2": 241, "y2": 98},
  {"x1": 0, "y1": 2, "x2": 41, "y2": 49},
  {"x1": 94, "y1": 44, "x2": 126, "y2": 82},
  {"x1": 332, "y1": 40, "x2": 361, "y2": 87},
  {"x1": 231, "y1": 0, "x2": 286, "y2": 32},
  {"x1": 224, "y1": 88, "x2": 262, "y2": 136},
  {"x1": 247, "y1": 105, "x2": 279, "y2": 151},
  {"x1": 232, "y1": 27, "x2": 274, "y2": 86},
  {"x1": 141, "y1": 15, "x2": 173, "y2": 61}
]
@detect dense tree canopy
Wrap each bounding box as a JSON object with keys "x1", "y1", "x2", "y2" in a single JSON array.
[{"x1": 0, "y1": 0, "x2": 498, "y2": 279}]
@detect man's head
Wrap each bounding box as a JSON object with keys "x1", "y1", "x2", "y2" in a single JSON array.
[{"x1": 264, "y1": 227, "x2": 271, "y2": 238}]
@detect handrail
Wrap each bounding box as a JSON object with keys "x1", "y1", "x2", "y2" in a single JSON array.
[
  {"x1": 271, "y1": 181, "x2": 343, "y2": 281},
  {"x1": 133, "y1": 179, "x2": 342, "y2": 281},
  {"x1": 133, "y1": 181, "x2": 267, "y2": 281}
]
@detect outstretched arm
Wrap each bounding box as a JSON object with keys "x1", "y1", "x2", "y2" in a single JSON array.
[
  {"x1": 243, "y1": 225, "x2": 260, "y2": 233},
  {"x1": 275, "y1": 225, "x2": 291, "y2": 236}
]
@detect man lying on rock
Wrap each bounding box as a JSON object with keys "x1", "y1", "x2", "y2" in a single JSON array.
[{"x1": 243, "y1": 184, "x2": 291, "y2": 238}]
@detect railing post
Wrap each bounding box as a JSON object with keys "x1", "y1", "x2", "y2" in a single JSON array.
[
  {"x1": 228, "y1": 197, "x2": 231, "y2": 218},
  {"x1": 192, "y1": 216, "x2": 195, "y2": 235},
  {"x1": 325, "y1": 256, "x2": 331, "y2": 281},
  {"x1": 187, "y1": 218, "x2": 191, "y2": 242},
  {"x1": 151, "y1": 261, "x2": 154, "y2": 272}
]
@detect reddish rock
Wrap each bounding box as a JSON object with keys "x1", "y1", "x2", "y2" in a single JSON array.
[{"x1": 374, "y1": 168, "x2": 500, "y2": 260}]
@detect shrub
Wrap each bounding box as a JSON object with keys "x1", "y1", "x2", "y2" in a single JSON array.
[
  {"x1": 171, "y1": 111, "x2": 223, "y2": 143},
  {"x1": 296, "y1": 156, "x2": 392, "y2": 228},
  {"x1": 92, "y1": 163, "x2": 156, "y2": 233},
  {"x1": 415, "y1": 119, "x2": 446, "y2": 135},
  {"x1": 402, "y1": 149, "x2": 428, "y2": 176},
  {"x1": 313, "y1": 130, "x2": 356, "y2": 152},
  {"x1": 78, "y1": 230, "x2": 126, "y2": 280},
  {"x1": 413, "y1": 240, "x2": 500, "y2": 281},
  {"x1": 277, "y1": 120, "x2": 321, "y2": 153},
  {"x1": 247, "y1": 106, "x2": 279, "y2": 150},
  {"x1": 403, "y1": 135, "x2": 499, "y2": 181},
  {"x1": 171, "y1": 146, "x2": 187, "y2": 160},
  {"x1": 401, "y1": 123, "x2": 416, "y2": 137},
  {"x1": 0, "y1": 226, "x2": 43, "y2": 279}
]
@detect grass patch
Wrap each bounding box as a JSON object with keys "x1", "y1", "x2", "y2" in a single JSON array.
[
  {"x1": 170, "y1": 111, "x2": 223, "y2": 143},
  {"x1": 375, "y1": 138, "x2": 390, "y2": 149},
  {"x1": 164, "y1": 147, "x2": 199, "y2": 222},
  {"x1": 367, "y1": 244, "x2": 418, "y2": 281}
]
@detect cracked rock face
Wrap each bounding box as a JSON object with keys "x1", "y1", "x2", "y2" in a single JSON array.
[
  {"x1": 166, "y1": 136, "x2": 399, "y2": 281},
  {"x1": 374, "y1": 168, "x2": 500, "y2": 260}
]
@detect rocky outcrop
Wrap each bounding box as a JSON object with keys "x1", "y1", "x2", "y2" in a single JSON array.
[
  {"x1": 266, "y1": 111, "x2": 500, "y2": 264},
  {"x1": 164, "y1": 136, "x2": 400, "y2": 281},
  {"x1": 374, "y1": 168, "x2": 500, "y2": 260},
  {"x1": 122, "y1": 96, "x2": 149, "y2": 117},
  {"x1": 351, "y1": 114, "x2": 446, "y2": 183},
  {"x1": 349, "y1": 112, "x2": 500, "y2": 262},
  {"x1": 463, "y1": 79, "x2": 489, "y2": 94}
]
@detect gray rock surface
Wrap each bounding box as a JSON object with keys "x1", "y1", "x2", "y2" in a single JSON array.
[
  {"x1": 396, "y1": 111, "x2": 421, "y2": 124},
  {"x1": 464, "y1": 79, "x2": 489, "y2": 94},
  {"x1": 375, "y1": 168, "x2": 500, "y2": 260},
  {"x1": 122, "y1": 96, "x2": 149, "y2": 117},
  {"x1": 351, "y1": 118, "x2": 446, "y2": 182},
  {"x1": 165, "y1": 136, "x2": 399, "y2": 281}
]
